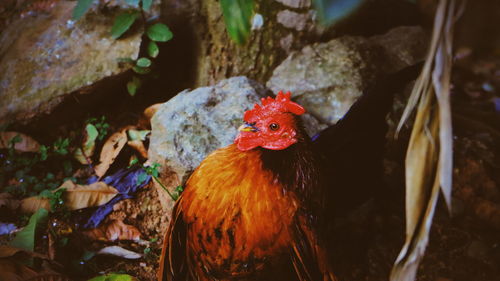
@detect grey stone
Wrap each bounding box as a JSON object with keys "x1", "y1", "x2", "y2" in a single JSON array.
[
  {"x1": 0, "y1": 1, "x2": 152, "y2": 123},
  {"x1": 276, "y1": 9, "x2": 309, "y2": 31},
  {"x1": 148, "y1": 77, "x2": 323, "y2": 210},
  {"x1": 149, "y1": 77, "x2": 267, "y2": 182},
  {"x1": 275, "y1": 0, "x2": 310, "y2": 8},
  {"x1": 280, "y1": 33, "x2": 294, "y2": 52},
  {"x1": 267, "y1": 26, "x2": 428, "y2": 125}
]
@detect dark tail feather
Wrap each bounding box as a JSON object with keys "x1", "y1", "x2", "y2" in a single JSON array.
[{"x1": 313, "y1": 62, "x2": 423, "y2": 214}]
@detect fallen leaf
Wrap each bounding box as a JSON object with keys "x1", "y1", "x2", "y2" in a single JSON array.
[
  {"x1": 9, "y1": 208, "x2": 48, "y2": 252},
  {"x1": 21, "y1": 181, "x2": 118, "y2": 213},
  {"x1": 0, "y1": 258, "x2": 70, "y2": 281},
  {"x1": 58, "y1": 180, "x2": 118, "y2": 210},
  {"x1": 97, "y1": 246, "x2": 142, "y2": 259},
  {"x1": 88, "y1": 273, "x2": 138, "y2": 281},
  {"x1": 127, "y1": 129, "x2": 150, "y2": 141},
  {"x1": 0, "y1": 245, "x2": 24, "y2": 258},
  {"x1": 74, "y1": 124, "x2": 99, "y2": 165},
  {"x1": 84, "y1": 168, "x2": 151, "y2": 229},
  {"x1": 143, "y1": 103, "x2": 162, "y2": 121},
  {"x1": 127, "y1": 140, "x2": 148, "y2": 158},
  {"x1": 0, "y1": 132, "x2": 40, "y2": 153},
  {"x1": 83, "y1": 220, "x2": 141, "y2": 242},
  {"x1": 48, "y1": 231, "x2": 56, "y2": 260},
  {"x1": 0, "y1": 245, "x2": 68, "y2": 280},
  {"x1": 0, "y1": 258, "x2": 38, "y2": 280},
  {"x1": 94, "y1": 129, "x2": 129, "y2": 178},
  {"x1": 0, "y1": 193, "x2": 20, "y2": 210},
  {"x1": 0, "y1": 245, "x2": 48, "y2": 259},
  {"x1": 19, "y1": 197, "x2": 50, "y2": 214}
]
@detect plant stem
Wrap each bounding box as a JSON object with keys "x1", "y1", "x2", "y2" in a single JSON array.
[{"x1": 152, "y1": 175, "x2": 176, "y2": 200}]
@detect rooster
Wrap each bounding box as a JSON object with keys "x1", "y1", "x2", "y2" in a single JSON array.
[{"x1": 158, "y1": 64, "x2": 422, "y2": 281}]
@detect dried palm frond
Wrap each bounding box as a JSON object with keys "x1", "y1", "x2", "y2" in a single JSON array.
[{"x1": 391, "y1": 0, "x2": 465, "y2": 280}]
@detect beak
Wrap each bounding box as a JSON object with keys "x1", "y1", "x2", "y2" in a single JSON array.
[{"x1": 238, "y1": 124, "x2": 258, "y2": 132}]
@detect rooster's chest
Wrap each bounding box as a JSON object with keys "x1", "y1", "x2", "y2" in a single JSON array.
[{"x1": 181, "y1": 161, "x2": 298, "y2": 279}]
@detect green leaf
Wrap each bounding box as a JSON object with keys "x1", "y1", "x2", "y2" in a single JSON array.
[
  {"x1": 132, "y1": 66, "x2": 151, "y2": 75},
  {"x1": 53, "y1": 138, "x2": 70, "y2": 155},
  {"x1": 82, "y1": 250, "x2": 96, "y2": 261},
  {"x1": 142, "y1": 0, "x2": 153, "y2": 11},
  {"x1": 127, "y1": 76, "x2": 141, "y2": 96},
  {"x1": 136, "y1": 57, "x2": 152, "y2": 68},
  {"x1": 136, "y1": 172, "x2": 148, "y2": 186},
  {"x1": 74, "y1": 124, "x2": 98, "y2": 164},
  {"x1": 124, "y1": 0, "x2": 140, "y2": 7},
  {"x1": 147, "y1": 41, "x2": 159, "y2": 58},
  {"x1": 220, "y1": 0, "x2": 254, "y2": 44},
  {"x1": 127, "y1": 129, "x2": 150, "y2": 141},
  {"x1": 84, "y1": 123, "x2": 99, "y2": 155},
  {"x1": 63, "y1": 160, "x2": 73, "y2": 176},
  {"x1": 73, "y1": 0, "x2": 94, "y2": 20},
  {"x1": 39, "y1": 189, "x2": 53, "y2": 198},
  {"x1": 128, "y1": 157, "x2": 139, "y2": 167},
  {"x1": 87, "y1": 273, "x2": 136, "y2": 281},
  {"x1": 111, "y1": 12, "x2": 139, "y2": 39},
  {"x1": 9, "y1": 208, "x2": 48, "y2": 251},
  {"x1": 9, "y1": 134, "x2": 22, "y2": 145},
  {"x1": 39, "y1": 145, "x2": 48, "y2": 161},
  {"x1": 146, "y1": 23, "x2": 173, "y2": 42},
  {"x1": 312, "y1": 0, "x2": 366, "y2": 26}
]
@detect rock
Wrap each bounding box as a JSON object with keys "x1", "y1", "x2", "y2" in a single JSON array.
[
  {"x1": 148, "y1": 76, "x2": 322, "y2": 212},
  {"x1": 370, "y1": 26, "x2": 429, "y2": 74},
  {"x1": 267, "y1": 26, "x2": 428, "y2": 125},
  {"x1": 275, "y1": 0, "x2": 311, "y2": 9},
  {"x1": 276, "y1": 9, "x2": 310, "y2": 31},
  {"x1": 0, "y1": 1, "x2": 146, "y2": 124}
]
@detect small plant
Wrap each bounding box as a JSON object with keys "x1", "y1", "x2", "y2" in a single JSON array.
[
  {"x1": 130, "y1": 161, "x2": 182, "y2": 201},
  {"x1": 1, "y1": 135, "x2": 76, "y2": 198},
  {"x1": 86, "y1": 116, "x2": 110, "y2": 141},
  {"x1": 53, "y1": 138, "x2": 70, "y2": 156},
  {"x1": 39, "y1": 187, "x2": 69, "y2": 216},
  {"x1": 72, "y1": 0, "x2": 173, "y2": 96}
]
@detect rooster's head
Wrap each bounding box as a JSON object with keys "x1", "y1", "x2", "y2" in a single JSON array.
[{"x1": 235, "y1": 91, "x2": 305, "y2": 151}]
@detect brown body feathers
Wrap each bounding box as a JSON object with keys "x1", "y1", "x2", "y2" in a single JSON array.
[{"x1": 159, "y1": 143, "x2": 336, "y2": 281}]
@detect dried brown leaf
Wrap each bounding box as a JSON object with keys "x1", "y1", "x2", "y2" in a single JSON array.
[
  {"x1": 0, "y1": 257, "x2": 70, "y2": 281},
  {"x1": 19, "y1": 197, "x2": 50, "y2": 214},
  {"x1": 127, "y1": 140, "x2": 148, "y2": 159},
  {"x1": 391, "y1": 1, "x2": 464, "y2": 280},
  {"x1": 20, "y1": 181, "x2": 118, "y2": 213},
  {"x1": 0, "y1": 245, "x2": 24, "y2": 258},
  {"x1": 48, "y1": 232, "x2": 55, "y2": 260},
  {"x1": 74, "y1": 124, "x2": 99, "y2": 165},
  {"x1": 0, "y1": 259, "x2": 38, "y2": 280},
  {"x1": 97, "y1": 246, "x2": 142, "y2": 259},
  {"x1": 94, "y1": 128, "x2": 129, "y2": 178},
  {"x1": 0, "y1": 245, "x2": 48, "y2": 259},
  {"x1": 0, "y1": 132, "x2": 40, "y2": 153},
  {"x1": 143, "y1": 103, "x2": 162, "y2": 121},
  {"x1": 0, "y1": 248, "x2": 52, "y2": 281},
  {"x1": 83, "y1": 219, "x2": 141, "y2": 242},
  {"x1": 0, "y1": 193, "x2": 20, "y2": 210}
]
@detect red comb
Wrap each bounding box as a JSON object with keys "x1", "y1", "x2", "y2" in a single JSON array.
[{"x1": 244, "y1": 91, "x2": 305, "y2": 121}]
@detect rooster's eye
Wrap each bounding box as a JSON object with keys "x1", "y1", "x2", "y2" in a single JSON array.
[{"x1": 269, "y1": 123, "x2": 280, "y2": 131}]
